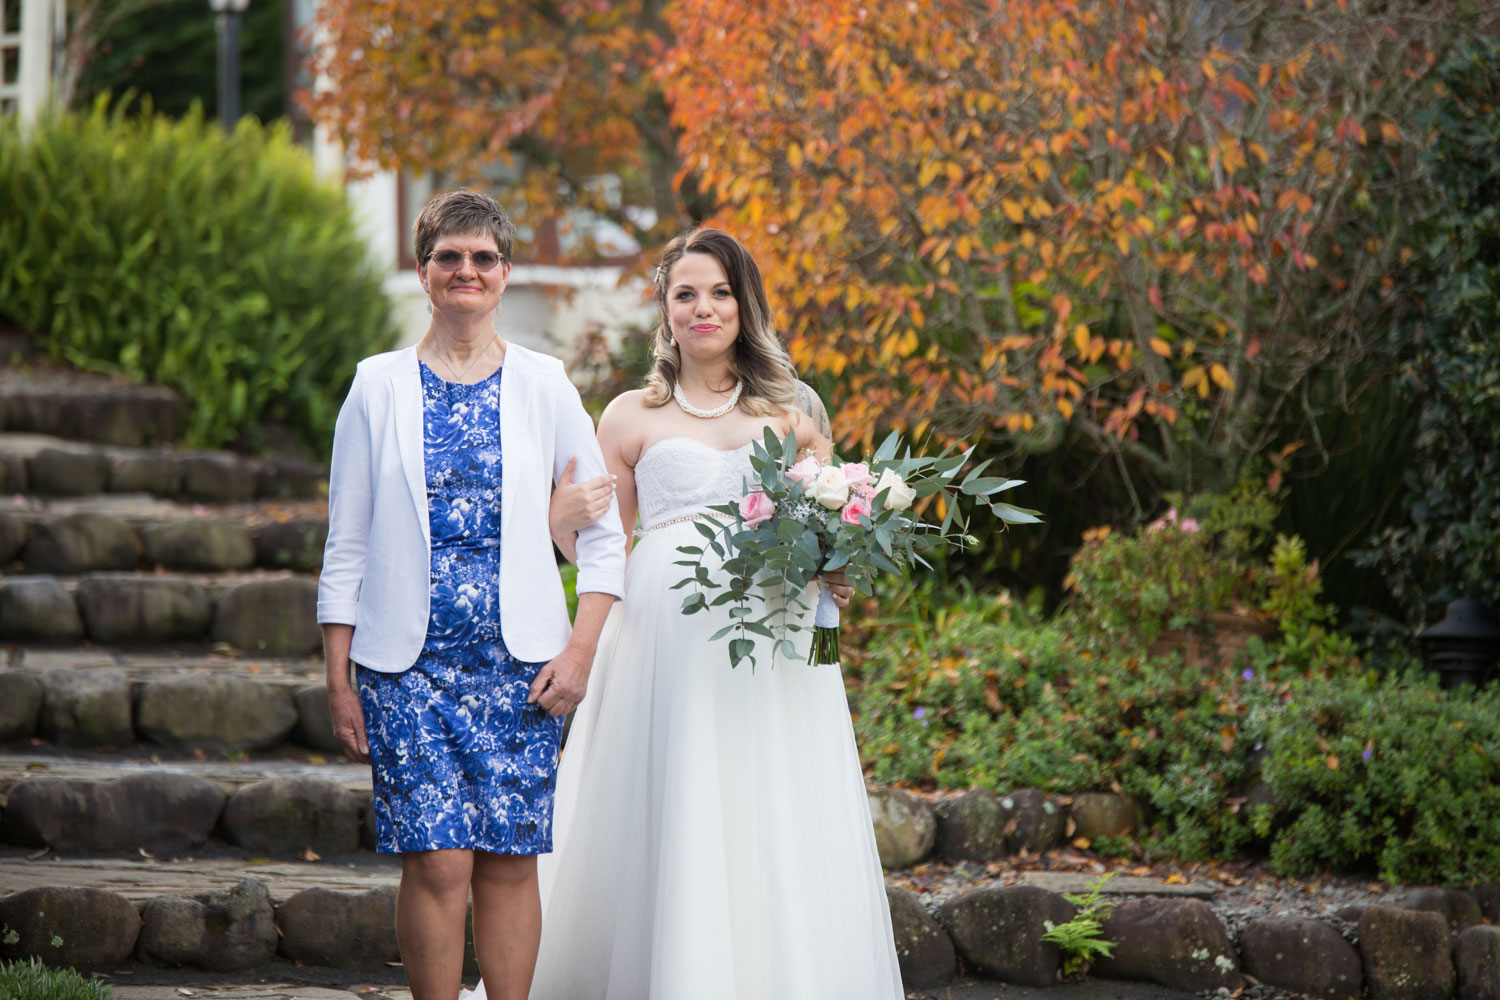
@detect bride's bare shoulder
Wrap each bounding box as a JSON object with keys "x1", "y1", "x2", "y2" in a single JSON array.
[{"x1": 598, "y1": 390, "x2": 661, "y2": 465}]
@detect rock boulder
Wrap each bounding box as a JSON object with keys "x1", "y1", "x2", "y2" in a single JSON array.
[
  {"x1": 998, "y1": 788, "x2": 1064, "y2": 854},
  {"x1": 135, "y1": 674, "x2": 297, "y2": 752},
  {"x1": 1457, "y1": 925, "x2": 1500, "y2": 1000},
  {"x1": 0, "y1": 886, "x2": 140, "y2": 970},
  {"x1": 211, "y1": 577, "x2": 321, "y2": 654},
  {"x1": 1239, "y1": 915, "x2": 1362, "y2": 999},
  {"x1": 37, "y1": 667, "x2": 133, "y2": 746},
  {"x1": 0, "y1": 577, "x2": 83, "y2": 640},
  {"x1": 933, "y1": 789, "x2": 1008, "y2": 862},
  {"x1": 0, "y1": 669, "x2": 43, "y2": 742},
  {"x1": 1358, "y1": 904, "x2": 1455, "y2": 1000},
  {"x1": 141, "y1": 520, "x2": 255, "y2": 572},
  {"x1": 276, "y1": 886, "x2": 399, "y2": 967},
  {"x1": 221, "y1": 776, "x2": 361, "y2": 856},
  {"x1": 137, "y1": 879, "x2": 277, "y2": 970},
  {"x1": 1, "y1": 771, "x2": 225, "y2": 854},
  {"x1": 936, "y1": 884, "x2": 1072, "y2": 986},
  {"x1": 1094, "y1": 896, "x2": 1242, "y2": 992},
  {"x1": 867, "y1": 787, "x2": 935, "y2": 869},
  {"x1": 885, "y1": 885, "x2": 954, "y2": 987},
  {"x1": 76, "y1": 575, "x2": 212, "y2": 642}
]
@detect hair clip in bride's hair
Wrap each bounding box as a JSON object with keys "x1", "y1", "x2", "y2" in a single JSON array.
[{"x1": 653, "y1": 265, "x2": 663, "y2": 285}]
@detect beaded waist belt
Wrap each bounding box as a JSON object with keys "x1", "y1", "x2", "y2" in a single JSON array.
[{"x1": 640, "y1": 511, "x2": 721, "y2": 533}]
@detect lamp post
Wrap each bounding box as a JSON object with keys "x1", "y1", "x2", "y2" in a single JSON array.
[
  {"x1": 208, "y1": 0, "x2": 251, "y2": 130},
  {"x1": 1418, "y1": 598, "x2": 1500, "y2": 689}
]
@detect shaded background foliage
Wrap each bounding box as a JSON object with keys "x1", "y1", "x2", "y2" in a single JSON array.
[{"x1": 1353, "y1": 38, "x2": 1500, "y2": 629}]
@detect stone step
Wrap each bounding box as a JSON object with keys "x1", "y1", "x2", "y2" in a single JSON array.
[
  {"x1": 0, "y1": 571, "x2": 323, "y2": 654},
  {"x1": 2, "y1": 499, "x2": 327, "y2": 574},
  {"x1": 0, "y1": 431, "x2": 325, "y2": 501},
  {"x1": 0, "y1": 367, "x2": 183, "y2": 448},
  {"x1": 0, "y1": 649, "x2": 334, "y2": 755}
]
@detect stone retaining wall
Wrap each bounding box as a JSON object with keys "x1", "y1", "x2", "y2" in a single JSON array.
[
  {"x1": 2, "y1": 878, "x2": 1497, "y2": 996},
  {"x1": 0, "y1": 444, "x2": 325, "y2": 502},
  {"x1": 0, "y1": 575, "x2": 322, "y2": 654}
]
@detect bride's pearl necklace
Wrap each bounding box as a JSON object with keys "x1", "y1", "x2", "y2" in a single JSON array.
[{"x1": 673, "y1": 379, "x2": 744, "y2": 419}]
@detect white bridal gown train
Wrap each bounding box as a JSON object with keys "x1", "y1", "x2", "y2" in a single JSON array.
[{"x1": 518, "y1": 436, "x2": 904, "y2": 1000}]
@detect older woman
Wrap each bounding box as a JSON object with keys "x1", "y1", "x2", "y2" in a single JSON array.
[{"x1": 317, "y1": 188, "x2": 625, "y2": 1000}]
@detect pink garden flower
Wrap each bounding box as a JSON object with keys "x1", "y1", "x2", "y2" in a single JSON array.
[
  {"x1": 841, "y1": 494, "x2": 872, "y2": 525},
  {"x1": 1178, "y1": 517, "x2": 1200, "y2": 533},
  {"x1": 787, "y1": 455, "x2": 822, "y2": 487},
  {"x1": 839, "y1": 462, "x2": 873, "y2": 488},
  {"x1": 740, "y1": 491, "x2": 776, "y2": 528}
]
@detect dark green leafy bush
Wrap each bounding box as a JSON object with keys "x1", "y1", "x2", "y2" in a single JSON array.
[
  {"x1": 0, "y1": 98, "x2": 394, "y2": 453},
  {"x1": 1353, "y1": 38, "x2": 1500, "y2": 625}
]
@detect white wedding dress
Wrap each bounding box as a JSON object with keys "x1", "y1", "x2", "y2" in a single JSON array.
[{"x1": 523, "y1": 436, "x2": 904, "y2": 1000}]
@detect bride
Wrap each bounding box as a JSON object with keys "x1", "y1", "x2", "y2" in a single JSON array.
[{"x1": 522, "y1": 228, "x2": 904, "y2": 999}]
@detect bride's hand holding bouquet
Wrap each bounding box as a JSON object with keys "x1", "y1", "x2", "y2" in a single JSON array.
[{"x1": 673, "y1": 427, "x2": 1040, "y2": 669}]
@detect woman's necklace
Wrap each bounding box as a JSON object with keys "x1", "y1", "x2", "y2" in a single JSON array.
[
  {"x1": 433, "y1": 335, "x2": 498, "y2": 384},
  {"x1": 674, "y1": 379, "x2": 744, "y2": 419}
]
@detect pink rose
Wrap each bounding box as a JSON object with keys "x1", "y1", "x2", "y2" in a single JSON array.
[
  {"x1": 787, "y1": 455, "x2": 822, "y2": 487},
  {"x1": 1178, "y1": 517, "x2": 1200, "y2": 533},
  {"x1": 740, "y1": 491, "x2": 775, "y2": 528},
  {"x1": 839, "y1": 462, "x2": 872, "y2": 488},
  {"x1": 841, "y1": 494, "x2": 872, "y2": 525}
]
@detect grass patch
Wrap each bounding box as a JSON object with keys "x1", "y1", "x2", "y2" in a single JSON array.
[{"x1": 0, "y1": 958, "x2": 115, "y2": 1000}]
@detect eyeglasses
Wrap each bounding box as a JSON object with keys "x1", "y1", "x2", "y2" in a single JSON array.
[{"x1": 426, "y1": 249, "x2": 505, "y2": 271}]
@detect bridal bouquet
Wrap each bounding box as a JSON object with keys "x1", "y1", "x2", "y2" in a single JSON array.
[{"x1": 673, "y1": 427, "x2": 1040, "y2": 669}]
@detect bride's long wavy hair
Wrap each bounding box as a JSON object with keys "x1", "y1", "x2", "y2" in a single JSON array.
[{"x1": 642, "y1": 229, "x2": 800, "y2": 417}]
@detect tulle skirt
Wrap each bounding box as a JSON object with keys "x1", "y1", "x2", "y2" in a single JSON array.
[{"x1": 526, "y1": 520, "x2": 903, "y2": 1000}]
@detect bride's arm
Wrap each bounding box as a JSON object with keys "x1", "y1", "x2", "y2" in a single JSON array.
[{"x1": 596, "y1": 395, "x2": 641, "y2": 555}]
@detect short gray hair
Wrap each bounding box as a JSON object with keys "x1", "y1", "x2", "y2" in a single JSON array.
[{"x1": 412, "y1": 189, "x2": 517, "y2": 266}]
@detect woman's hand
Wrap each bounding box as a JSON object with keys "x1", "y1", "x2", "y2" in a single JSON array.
[
  {"x1": 550, "y1": 456, "x2": 615, "y2": 536},
  {"x1": 819, "y1": 568, "x2": 854, "y2": 609},
  {"x1": 328, "y1": 683, "x2": 370, "y2": 764},
  {"x1": 528, "y1": 644, "x2": 591, "y2": 717}
]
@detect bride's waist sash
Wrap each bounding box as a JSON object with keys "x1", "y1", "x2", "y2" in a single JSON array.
[{"x1": 638, "y1": 505, "x2": 730, "y2": 534}]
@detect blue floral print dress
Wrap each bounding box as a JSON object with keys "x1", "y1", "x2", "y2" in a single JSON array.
[{"x1": 356, "y1": 361, "x2": 564, "y2": 855}]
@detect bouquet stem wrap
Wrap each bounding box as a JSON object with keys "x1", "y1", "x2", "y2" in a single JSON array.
[{"x1": 810, "y1": 586, "x2": 841, "y2": 665}]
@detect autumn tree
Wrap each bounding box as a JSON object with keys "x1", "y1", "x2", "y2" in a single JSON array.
[
  {"x1": 662, "y1": 0, "x2": 1466, "y2": 515},
  {"x1": 307, "y1": 0, "x2": 685, "y2": 255}
]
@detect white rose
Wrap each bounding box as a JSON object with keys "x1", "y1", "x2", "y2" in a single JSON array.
[
  {"x1": 874, "y1": 468, "x2": 916, "y2": 511},
  {"x1": 809, "y1": 465, "x2": 851, "y2": 510}
]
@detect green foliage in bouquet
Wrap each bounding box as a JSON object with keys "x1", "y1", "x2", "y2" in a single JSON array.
[
  {"x1": 0, "y1": 97, "x2": 394, "y2": 454},
  {"x1": 673, "y1": 427, "x2": 1039, "y2": 669}
]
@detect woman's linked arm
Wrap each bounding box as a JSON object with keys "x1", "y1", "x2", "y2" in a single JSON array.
[{"x1": 548, "y1": 456, "x2": 616, "y2": 564}]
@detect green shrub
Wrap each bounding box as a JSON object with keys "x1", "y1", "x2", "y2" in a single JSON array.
[
  {"x1": 0, "y1": 98, "x2": 394, "y2": 454},
  {"x1": 1062, "y1": 477, "x2": 1280, "y2": 645},
  {"x1": 0, "y1": 958, "x2": 114, "y2": 1000},
  {"x1": 850, "y1": 555, "x2": 1500, "y2": 882},
  {"x1": 1260, "y1": 665, "x2": 1500, "y2": 885}
]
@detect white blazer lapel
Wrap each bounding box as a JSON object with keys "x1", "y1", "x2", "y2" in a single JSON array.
[{"x1": 391, "y1": 347, "x2": 430, "y2": 547}]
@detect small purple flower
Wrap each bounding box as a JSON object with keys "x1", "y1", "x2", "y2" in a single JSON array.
[
  {"x1": 1362, "y1": 748, "x2": 1372, "y2": 760},
  {"x1": 913, "y1": 706, "x2": 926, "y2": 720},
  {"x1": 1242, "y1": 668, "x2": 1255, "y2": 681}
]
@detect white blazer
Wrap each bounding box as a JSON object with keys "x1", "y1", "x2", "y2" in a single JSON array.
[{"x1": 316, "y1": 343, "x2": 626, "y2": 672}]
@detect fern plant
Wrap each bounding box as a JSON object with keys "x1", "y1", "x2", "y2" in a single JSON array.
[{"x1": 1041, "y1": 872, "x2": 1118, "y2": 977}]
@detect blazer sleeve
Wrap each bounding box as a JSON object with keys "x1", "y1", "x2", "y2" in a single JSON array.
[
  {"x1": 318, "y1": 370, "x2": 373, "y2": 625},
  {"x1": 550, "y1": 376, "x2": 627, "y2": 598}
]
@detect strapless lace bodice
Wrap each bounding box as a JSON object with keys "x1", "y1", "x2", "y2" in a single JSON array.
[{"x1": 634, "y1": 437, "x2": 754, "y2": 528}]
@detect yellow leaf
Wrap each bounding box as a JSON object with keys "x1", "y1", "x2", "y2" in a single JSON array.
[
  {"x1": 1072, "y1": 324, "x2": 1090, "y2": 354},
  {"x1": 1057, "y1": 398, "x2": 1074, "y2": 420},
  {"x1": 1210, "y1": 363, "x2": 1235, "y2": 391},
  {"x1": 1380, "y1": 121, "x2": 1403, "y2": 144},
  {"x1": 1150, "y1": 338, "x2": 1172, "y2": 357},
  {"x1": 1001, "y1": 199, "x2": 1025, "y2": 224},
  {"x1": 1182, "y1": 364, "x2": 1206, "y2": 389},
  {"x1": 1114, "y1": 232, "x2": 1131, "y2": 255},
  {"x1": 787, "y1": 144, "x2": 804, "y2": 169}
]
